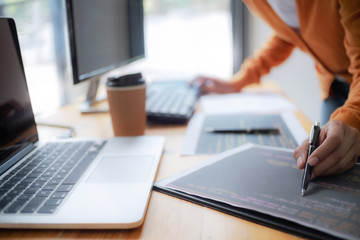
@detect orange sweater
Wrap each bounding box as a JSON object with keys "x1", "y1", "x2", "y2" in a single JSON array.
[{"x1": 232, "y1": 0, "x2": 360, "y2": 132}]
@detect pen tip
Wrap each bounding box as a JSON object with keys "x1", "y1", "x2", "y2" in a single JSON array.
[{"x1": 301, "y1": 189, "x2": 305, "y2": 197}]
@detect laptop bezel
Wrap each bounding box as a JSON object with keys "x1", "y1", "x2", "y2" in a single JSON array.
[{"x1": 0, "y1": 18, "x2": 39, "y2": 175}]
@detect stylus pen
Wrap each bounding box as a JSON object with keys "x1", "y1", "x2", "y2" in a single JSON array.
[
  {"x1": 205, "y1": 127, "x2": 280, "y2": 134},
  {"x1": 301, "y1": 122, "x2": 321, "y2": 197}
]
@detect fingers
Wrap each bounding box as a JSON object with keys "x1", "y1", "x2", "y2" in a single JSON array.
[
  {"x1": 317, "y1": 143, "x2": 358, "y2": 177},
  {"x1": 192, "y1": 75, "x2": 208, "y2": 86},
  {"x1": 294, "y1": 120, "x2": 359, "y2": 179},
  {"x1": 311, "y1": 139, "x2": 351, "y2": 178},
  {"x1": 192, "y1": 75, "x2": 239, "y2": 94},
  {"x1": 306, "y1": 120, "x2": 359, "y2": 178},
  {"x1": 293, "y1": 139, "x2": 309, "y2": 169},
  {"x1": 310, "y1": 123, "x2": 359, "y2": 178},
  {"x1": 307, "y1": 127, "x2": 341, "y2": 167},
  {"x1": 192, "y1": 76, "x2": 220, "y2": 94}
]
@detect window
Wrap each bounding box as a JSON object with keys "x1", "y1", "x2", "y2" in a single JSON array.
[
  {"x1": 0, "y1": 0, "x2": 70, "y2": 114},
  {"x1": 1, "y1": 0, "x2": 234, "y2": 114},
  {"x1": 144, "y1": 0, "x2": 232, "y2": 79}
]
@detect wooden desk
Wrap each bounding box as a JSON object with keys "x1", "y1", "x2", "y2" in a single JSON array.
[{"x1": 0, "y1": 82, "x2": 312, "y2": 240}]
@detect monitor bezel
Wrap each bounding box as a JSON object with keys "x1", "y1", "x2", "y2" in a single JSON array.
[{"x1": 65, "y1": 0, "x2": 145, "y2": 85}]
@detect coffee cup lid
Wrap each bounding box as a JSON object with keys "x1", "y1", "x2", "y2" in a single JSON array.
[{"x1": 107, "y1": 73, "x2": 145, "y2": 87}]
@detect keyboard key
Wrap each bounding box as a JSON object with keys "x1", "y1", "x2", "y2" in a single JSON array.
[
  {"x1": 56, "y1": 184, "x2": 73, "y2": 192},
  {"x1": 14, "y1": 181, "x2": 31, "y2": 189},
  {"x1": 38, "y1": 205, "x2": 57, "y2": 214},
  {"x1": 21, "y1": 197, "x2": 46, "y2": 213},
  {"x1": 51, "y1": 192, "x2": 68, "y2": 199},
  {"x1": 42, "y1": 171, "x2": 56, "y2": 178},
  {"x1": 42, "y1": 184, "x2": 57, "y2": 191},
  {"x1": 0, "y1": 196, "x2": 14, "y2": 211},
  {"x1": 25, "y1": 185, "x2": 42, "y2": 193},
  {"x1": 28, "y1": 172, "x2": 41, "y2": 178},
  {"x1": 4, "y1": 199, "x2": 27, "y2": 213},
  {"x1": 21, "y1": 177, "x2": 37, "y2": 183},
  {"x1": 0, "y1": 189, "x2": 7, "y2": 196},
  {"x1": 7, "y1": 189, "x2": 23, "y2": 197},
  {"x1": 37, "y1": 176, "x2": 51, "y2": 182},
  {"x1": 32, "y1": 167, "x2": 46, "y2": 173},
  {"x1": 17, "y1": 194, "x2": 33, "y2": 201},
  {"x1": 30, "y1": 181, "x2": 45, "y2": 189},
  {"x1": 53, "y1": 172, "x2": 67, "y2": 179},
  {"x1": 44, "y1": 198, "x2": 62, "y2": 206},
  {"x1": 36, "y1": 190, "x2": 52, "y2": 198},
  {"x1": 2, "y1": 181, "x2": 15, "y2": 189}
]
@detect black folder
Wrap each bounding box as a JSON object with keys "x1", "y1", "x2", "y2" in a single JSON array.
[
  {"x1": 153, "y1": 184, "x2": 341, "y2": 240},
  {"x1": 154, "y1": 144, "x2": 360, "y2": 240}
]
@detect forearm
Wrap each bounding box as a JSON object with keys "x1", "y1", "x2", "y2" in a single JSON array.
[
  {"x1": 330, "y1": 91, "x2": 360, "y2": 137},
  {"x1": 331, "y1": 0, "x2": 360, "y2": 135},
  {"x1": 231, "y1": 34, "x2": 295, "y2": 91}
]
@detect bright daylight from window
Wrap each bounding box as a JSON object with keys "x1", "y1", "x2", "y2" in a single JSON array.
[{"x1": 1, "y1": 0, "x2": 232, "y2": 114}]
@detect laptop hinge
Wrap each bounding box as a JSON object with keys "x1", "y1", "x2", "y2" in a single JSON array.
[{"x1": 0, "y1": 143, "x2": 36, "y2": 176}]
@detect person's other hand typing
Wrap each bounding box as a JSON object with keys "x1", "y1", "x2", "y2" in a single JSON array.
[
  {"x1": 191, "y1": 75, "x2": 239, "y2": 94},
  {"x1": 294, "y1": 120, "x2": 360, "y2": 178}
]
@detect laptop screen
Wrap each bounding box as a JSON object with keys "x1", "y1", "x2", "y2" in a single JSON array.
[{"x1": 0, "y1": 18, "x2": 38, "y2": 174}]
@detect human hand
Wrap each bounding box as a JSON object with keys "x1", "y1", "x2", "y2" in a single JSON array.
[
  {"x1": 191, "y1": 75, "x2": 238, "y2": 94},
  {"x1": 294, "y1": 120, "x2": 360, "y2": 179}
]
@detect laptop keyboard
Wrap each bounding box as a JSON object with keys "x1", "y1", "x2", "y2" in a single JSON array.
[{"x1": 0, "y1": 140, "x2": 104, "y2": 214}]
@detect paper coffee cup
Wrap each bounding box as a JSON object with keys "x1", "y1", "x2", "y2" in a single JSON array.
[{"x1": 106, "y1": 73, "x2": 146, "y2": 136}]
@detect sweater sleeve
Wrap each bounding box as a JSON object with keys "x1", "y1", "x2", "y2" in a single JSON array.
[
  {"x1": 330, "y1": 1, "x2": 360, "y2": 132},
  {"x1": 230, "y1": 34, "x2": 295, "y2": 91}
]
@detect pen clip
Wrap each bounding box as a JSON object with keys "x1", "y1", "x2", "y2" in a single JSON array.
[{"x1": 308, "y1": 122, "x2": 320, "y2": 146}]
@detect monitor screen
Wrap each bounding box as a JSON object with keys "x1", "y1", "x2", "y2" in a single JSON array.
[{"x1": 66, "y1": 0, "x2": 145, "y2": 84}]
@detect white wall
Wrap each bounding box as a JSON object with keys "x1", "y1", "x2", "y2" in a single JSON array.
[{"x1": 247, "y1": 14, "x2": 321, "y2": 123}]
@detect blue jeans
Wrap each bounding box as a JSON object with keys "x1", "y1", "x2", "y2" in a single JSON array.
[
  {"x1": 321, "y1": 79, "x2": 350, "y2": 126},
  {"x1": 321, "y1": 79, "x2": 360, "y2": 162}
]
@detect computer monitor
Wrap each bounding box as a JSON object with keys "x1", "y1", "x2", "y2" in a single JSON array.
[{"x1": 66, "y1": 0, "x2": 145, "y2": 113}]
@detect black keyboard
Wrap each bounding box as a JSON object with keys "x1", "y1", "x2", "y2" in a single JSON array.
[
  {"x1": 0, "y1": 140, "x2": 104, "y2": 214},
  {"x1": 146, "y1": 81, "x2": 199, "y2": 124}
]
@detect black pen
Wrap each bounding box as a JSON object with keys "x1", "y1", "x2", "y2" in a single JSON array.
[
  {"x1": 205, "y1": 127, "x2": 280, "y2": 134},
  {"x1": 301, "y1": 122, "x2": 321, "y2": 197}
]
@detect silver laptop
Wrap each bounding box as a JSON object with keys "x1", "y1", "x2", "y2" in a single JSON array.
[{"x1": 0, "y1": 18, "x2": 164, "y2": 229}]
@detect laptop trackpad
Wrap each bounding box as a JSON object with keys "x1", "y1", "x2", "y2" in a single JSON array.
[{"x1": 86, "y1": 156, "x2": 154, "y2": 183}]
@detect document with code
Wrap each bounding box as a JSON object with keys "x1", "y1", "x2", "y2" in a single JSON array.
[
  {"x1": 181, "y1": 112, "x2": 307, "y2": 155},
  {"x1": 154, "y1": 144, "x2": 360, "y2": 240}
]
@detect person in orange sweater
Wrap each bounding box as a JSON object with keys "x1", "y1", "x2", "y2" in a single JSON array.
[{"x1": 193, "y1": 0, "x2": 360, "y2": 178}]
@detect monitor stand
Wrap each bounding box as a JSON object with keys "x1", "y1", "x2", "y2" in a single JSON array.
[{"x1": 80, "y1": 77, "x2": 109, "y2": 114}]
